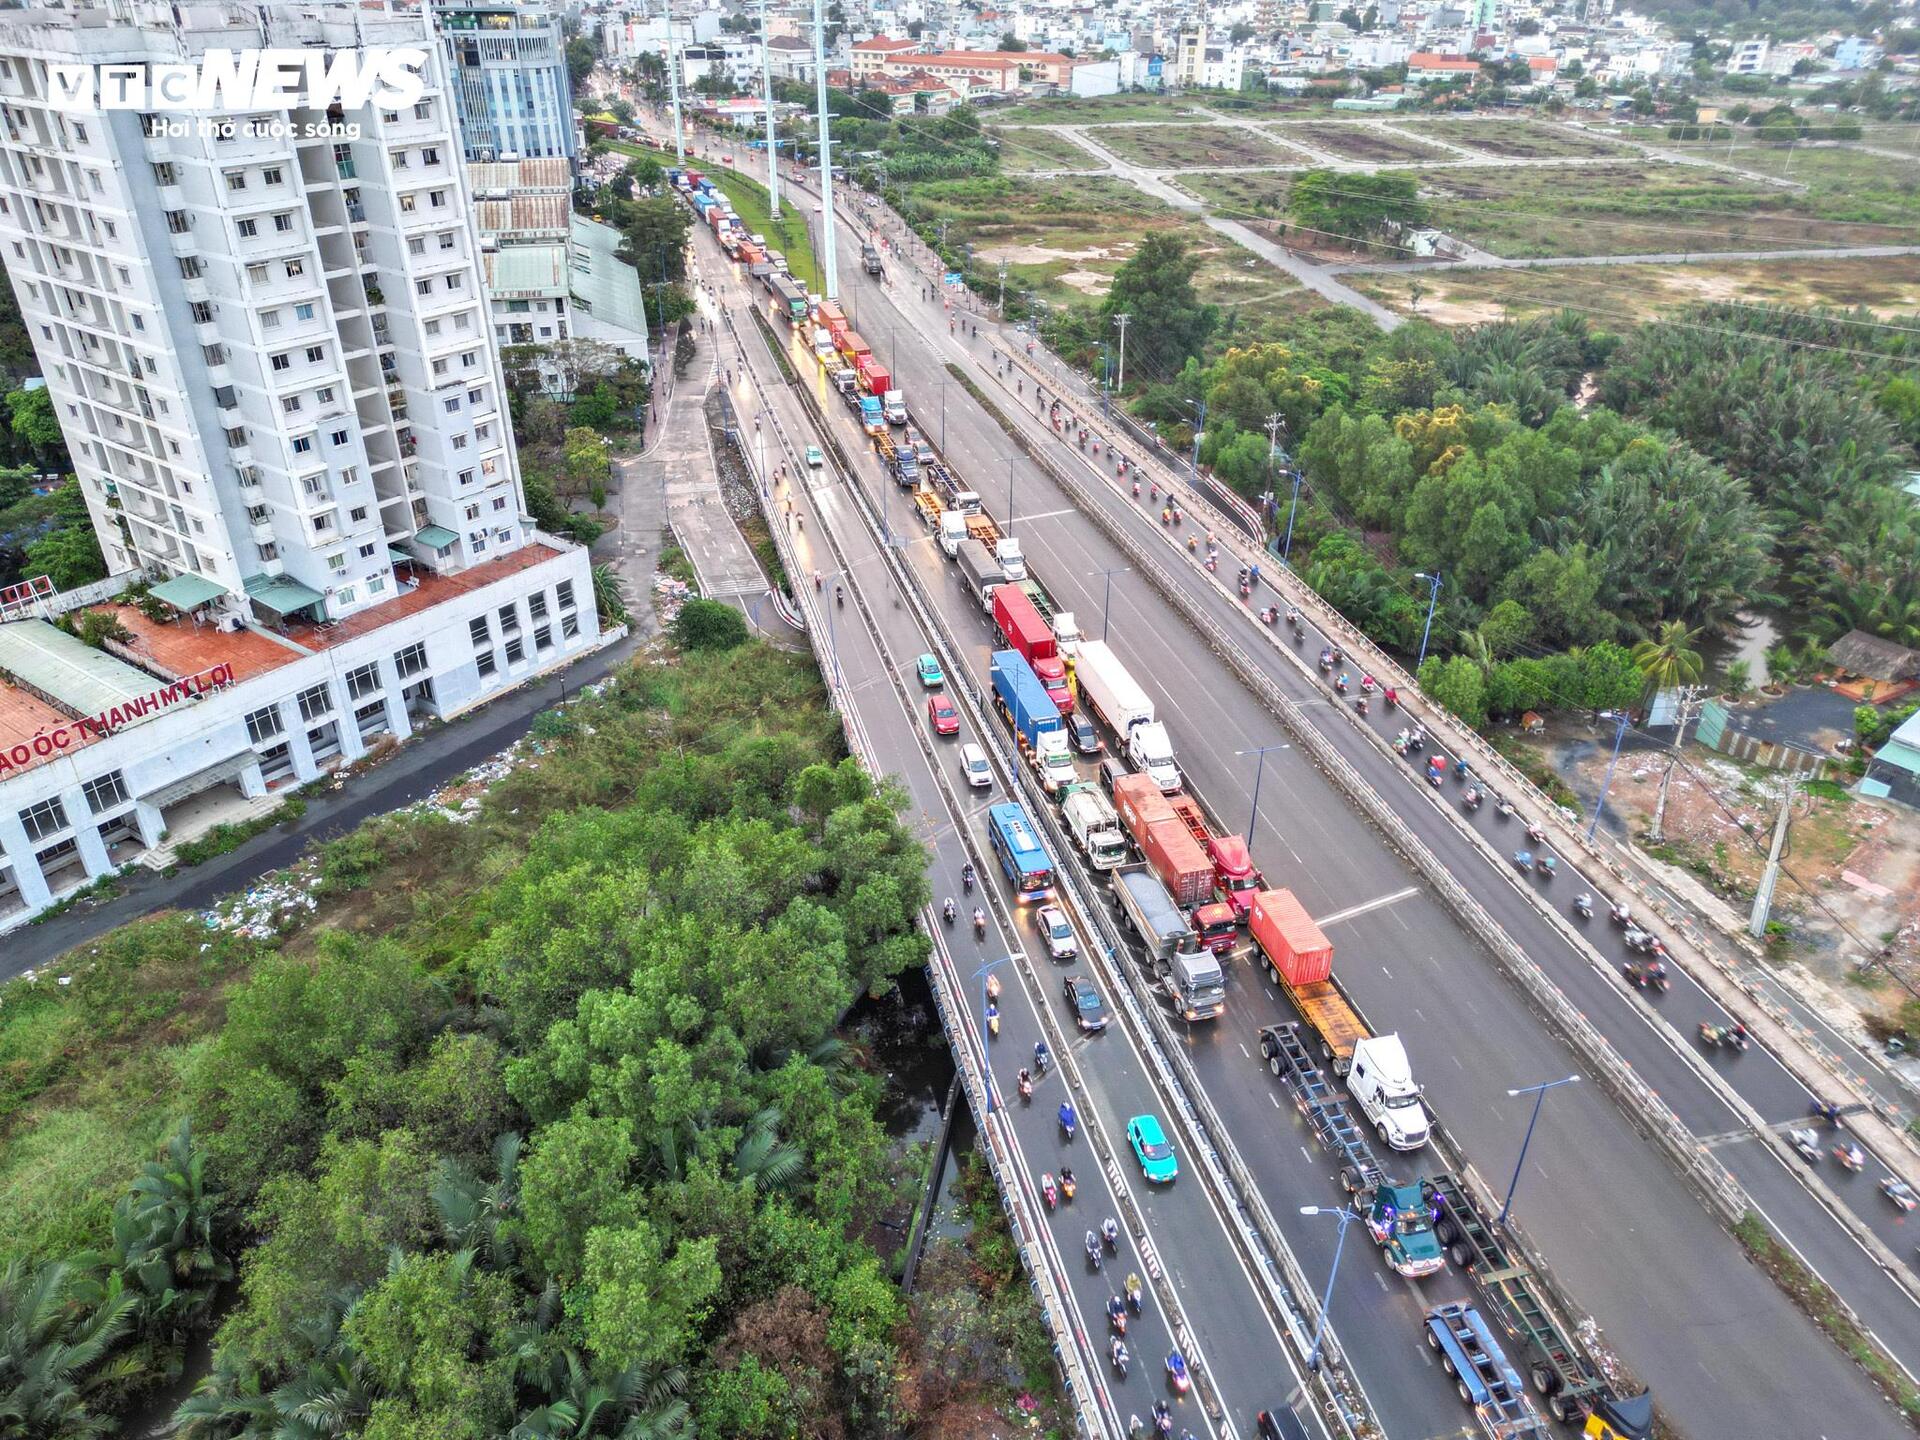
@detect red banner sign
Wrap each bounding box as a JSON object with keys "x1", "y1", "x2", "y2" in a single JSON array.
[{"x1": 0, "y1": 662, "x2": 236, "y2": 777}]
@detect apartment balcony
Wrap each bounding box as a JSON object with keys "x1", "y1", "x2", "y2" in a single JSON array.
[
  {"x1": 239, "y1": 481, "x2": 265, "y2": 507},
  {"x1": 157, "y1": 184, "x2": 185, "y2": 211},
  {"x1": 345, "y1": 201, "x2": 367, "y2": 224},
  {"x1": 249, "y1": 517, "x2": 275, "y2": 545}
]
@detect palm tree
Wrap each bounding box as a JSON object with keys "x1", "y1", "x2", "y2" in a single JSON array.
[
  {"x1": 171, "y1": 1350, "x2": 274, "y2": 1439},
  {"x1": 432, "y1": 1132, "x2": 523, "y2": 1269},
  {"x1": 508, "y1": 1351, "x2": 689, "y2": 1440},
  {"x1": 0, "y1": 1259, "x2": 142, "y2": 1440},
  {"x1": 730, "y1": 1108, "x2": 804, "y2": 1195},
  {"x1": 1454, "y1": 626, "x2": 1496, "y2": 680},
  {"x1": 263, "y1": 1296, "x2": 378, "y2": 1440},
  {"x1": 1631, "y1": 619, "x2": 1704, "y2": 701}
]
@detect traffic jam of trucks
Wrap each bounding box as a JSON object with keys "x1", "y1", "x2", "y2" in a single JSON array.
[{"x1": 687, "y1": 185, "x2": 1656, "y2": 1434}]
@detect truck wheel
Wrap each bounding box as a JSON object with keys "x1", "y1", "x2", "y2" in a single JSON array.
[
  {"x1": 1456, "y1": 1380, "x2": 1473, "y2": 1405},
  {"x1": 1547, "y1": 1393, "x2": 1575, "y2": 1424},
  {"x1": 1530, "y1": 1364, "x2": 1559, "y2": 1397},
  {"x1": 1375, "y1": 1119, "x2": 1391, "y2": 1145},
  {"x1": 1448, "y1": 1241, "x2": 1472, "y2": 1268},
  {"x1": 1269, "y1": 960, "x2": 1282, "y2": 987},
  {"x1": 1268, "y1": 1052, "x2": 1283, "y2": 1078},
  {"x1": 1425, "y1": 1326, "x2": 1441, "y2": 1353},
  {"x1": 1438, "y1": 1353, "x2": 1455, "y2": 1378},
  {"x1": 1434, "y1": 1218, "x2": 1459, "y2": 1246}
]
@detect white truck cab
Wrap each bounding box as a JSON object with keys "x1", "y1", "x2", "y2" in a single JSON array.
[
  {"x1": 996, "y1": 537, "x2": 1027, "y2": 582},
  {"x1": 1347, "y1": 1034, "x2": 1428, "y2": 1151},
  {"x1": 1127, "y1": 719, "x2": 1181, "y2": 793}
]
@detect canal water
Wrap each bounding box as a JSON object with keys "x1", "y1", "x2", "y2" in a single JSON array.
[{"x1": 1700, "y1": 611, "x2": 1780, "y2": 687}]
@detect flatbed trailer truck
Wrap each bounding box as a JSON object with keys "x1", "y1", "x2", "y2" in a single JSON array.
[
  {"x1": 1249, "y1": 889, "x2": 1369, "y2": 1073},
  {"x1": 1424, "y1": 1302, "x2": 1552, "y2": 1440},
  {"x1": 1423, "y1": 1174, "x2": 1652, "y2": 1435}
]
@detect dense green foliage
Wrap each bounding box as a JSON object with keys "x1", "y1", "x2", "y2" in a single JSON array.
[
  {"x1": 0, "y1": 645, "x2": 1019, "y2": 1439},
  {"x1": 1288, "y1": 170, "x2": 1427, "y2": 246}
]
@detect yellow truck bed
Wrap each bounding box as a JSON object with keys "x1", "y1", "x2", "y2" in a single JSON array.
[{"x1": 1285, "y1": 977, "x2": 1368, "y2": 1071}]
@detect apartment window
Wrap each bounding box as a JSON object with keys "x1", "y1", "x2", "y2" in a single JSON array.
[
  {"x1": 458, "y1": 469, "x2": 475, "y2": 488},
  {"x1": 189, "y1": 301, "x2": 214, "y2": 325},
  {"x1": 534, "y1": 625, "x2": 553, "y2": 652},
  {"x1": 556, "y1": 579, "x2": 575, "y2": 611},
  {"x1": 334, "y1": 586, "x2": 356, "y2": 607},
  {"x1": 284, "y1": 259, "x2": 304, "y2": 279},
  {"x1": 82, "y1": 771, "x2": 128, "y2": 814},
  {"x1": 469, "y1": 616, "x2": 490, "y2": 647},
  {"x1": 358, "y1": 542, "x2": 377, "y2": 559},
  {"x1": 414, "y1": 101, "x2": 432, "y2": 120},
  {"x1": 73, "y1": 123, "x2": 87, "y2": 145},
  {"x1": 345, "y1": 663, "x2": 382, "y2": 701},
  {"x1": 227, "y1": 427, "x2": 250, "y2": 447},
  {"x1": 463, "y1": 503, "x2": 480, "y2": 522},
  {"x1": 443, "y1": 397, "x2": 460, "y2": 414},
  {"x1": 316, "y1": 386, "x2": 335, "y2": 405},
  {"x1": 179, "y1": 258, "x2": 203, "y2": 280},
  {"x1": 504, "y1": 635, "x2": 524, "y2": 664},
  {"x1": 528, "y1": 593, "x2": 549, "y2": 621},
  {"x1": 153, "y1": 162, "x2": 177, "y2": 185},
  {"x1": 224, "y1": 170, "x2": 247, "y2": 192},
  {"x1": 417, "y1": 280, "x2": 434, "y2": 299},
  {"x1": 425, "y1": 320, "x2": 442, "y2": 337},
  {"x1": 562, "y1": 611, "x2": 580, "y2": 640},
  {"x1": 368, "y1": 576, "x2": 387, "y2": 595},
  {"x1": 438, "y1": 232, "x2": 457, "y2": 251},
  {"x1": 203, "y1": 343, "x2": 228, "y2": 366},
  {"x1": 274, "y1": 213, "x2": 295, "y2": 233},
  {"x1": 498, "y1": 603, "x2": 519, "y2": 634},
  {"x1": 19, "y1": 797, "x2": 69, "y2": 844},
  {"x1": 476, "y1": 649, "x2": 498, "y2": 678},
  {"x1": 423, "y1": 147, "x2": 440, "y2": 165},
  {"x1": 246, "y1": 263, "x2": 269, "y2": 284},
  {"x1": 291, "y1": 435, "x2": 313, "y2": 454},
  {"x1": 398, "y1": 193, "x2": 417, "y2": 213},
  {"x1": 491, "y1": 495, "x2": 507, "y2": 512},
  {"x1": 429, "y1": 189, "x2": 447, "y2": 208},
  {"x1": 302, "y1": 345, "x2": 324, "y2": 365},
  {"x1": 349, "y1": 506, "x2": 368, "y2": 524},
  {"x1": 245, "y1": 706, "x2": 282, "y2": 744},
  {"x1": 236, "y1": 218, "x2": 257, "y2": 239},
  {"x1": 326, "y1": 551, "x2": 346, "y2": 570},
  {"x1": 330, "y1": 429, "x2": 349, "y2": 447},
  {"x1": 394, "y1": 642, "x2": 428, "y2": 679},
  {"x1": 408, "y1": 237, "x2": 425, "y2": 257},
  {"x1": 281, "y1": 396, "x2": 302, "y2": 415},
  {"x1": 297, "y1": 684, "x2": 333, "y2": 722},
  {"x1": 166, "y1": 210, "x2": 191, "y2": 234},
  {"x1": 452, "y1": 435, "x2": 467, "y2": 451},
  {"x1": 260, "y1": 308, "x2": 281, "y2": 329},
  {"x1": 270, "y1": 352, "x2": 291, "y2": 372},
  {"x1": 295, "y1": 302, "x2": 315, "y2": 321},
  {"x1": 445, "y1": 274, "x2": 464, "y2": 292},
  {"x1": 262, "y1": 166, "x2": 282, "y2": 185},
  {"x1": 312, "y1": 511, "x2": 334, "y2": 534}
]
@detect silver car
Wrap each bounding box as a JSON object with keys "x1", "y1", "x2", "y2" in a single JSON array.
[
  {"x1": 1037, "y1": 905, "x2": 1078, "y2": 961},
  {"x1": 959, "y1": 743, "x2": 993, "y2": 790}
]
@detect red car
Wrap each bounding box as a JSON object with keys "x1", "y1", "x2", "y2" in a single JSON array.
[{"x1": 927, "y1": 694, "x2": 960, "y2": 736}]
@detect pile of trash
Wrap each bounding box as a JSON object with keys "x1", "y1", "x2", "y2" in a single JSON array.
[
  {"x1": 655, "y1": 572, "x2": 694, "y2": 624},
  {"x1": 203, "y1": 864, "x2": 322, "y2": 940}
]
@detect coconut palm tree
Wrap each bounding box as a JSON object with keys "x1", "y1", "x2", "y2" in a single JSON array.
[
  {"x1": 432, "y1": 1131, "x2": 523, "y2": 1270},
  {"x1": 0, "y1": 1259, "x2": 142, "y2": 1440},
  {"x1": 1631, "y1": 620, "x2": 1704, "y2": 701}
]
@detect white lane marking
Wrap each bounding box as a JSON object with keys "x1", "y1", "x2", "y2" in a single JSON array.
[{"x1": 1315, "y1": 886, "x2": 1420, "y2": 928}]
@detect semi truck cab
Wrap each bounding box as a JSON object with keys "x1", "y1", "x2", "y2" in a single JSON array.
[{"x1": 1127, "y1": 719, "x2": 1181, "y2": 792}]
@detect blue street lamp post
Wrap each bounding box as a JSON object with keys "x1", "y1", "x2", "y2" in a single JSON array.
[
  {"x1": 1414, "y1": 571, "x2": 1442, "y2": 673},
  {"x1": 1239, "y1": 743, "x2": 1291, "y2": 841},
  {"x1": 1586, "y1": 711, "x2": 1632, "y2": 843},
  {"x1": 1499, "y1": 1075, "x2": 1580, "y2": 1226},
  {"x1": 1299, "y1": 1204, "x2": 1359, "y2": 1374}
]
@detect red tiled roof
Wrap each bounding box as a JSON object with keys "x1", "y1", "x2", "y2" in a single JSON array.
[
  {"x1": 853, "y1": 35, "x2": 920, "y2": 51},
  {"x1": 1408, "y1": 52, "x2": 1479, "y2": 68}
]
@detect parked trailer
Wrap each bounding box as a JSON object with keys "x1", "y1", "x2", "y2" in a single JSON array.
[
  {"x1": 1423, "y1": 1303, "x2": 1552, "y2": 1440},
  {"x1": 1018, "y1": 581, "x2": 1083, "y2": 656},
  {"x1": 1423, "y1": 1175, "x2": 1652, "y2": 1434},
  {"x1": 1248, "y1": 888, "x2": 1368, "y2": 1074},
  {"x1": 955, "y1": 538, "x2": 1005, "y2": 611},
  {"x1": 993, "y1": 585, "x2": 1070, "y2": 711}
]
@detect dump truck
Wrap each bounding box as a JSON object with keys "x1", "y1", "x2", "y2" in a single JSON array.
[
  {"x1": 1257, "y1": 1021, "x2": 1446, "y2": 1279},
  {"x1": 993, "y1": 585, "x2": 1071, "y2": 711},
  {"x1": 1167, "y1": 795, "x2": 1265, "y2": 922},
  {"x1": 1060, "y1": 782, "x2": 1127, "y2": 870},
  {"x1": 1112, "y1": 775, "x2": 1212, "y2": 908},
  {"x1": 991, "y1": 650, "x2": 1076, "y2": 793},
  {"x1": 1114, "y1": 863, "x2": 1226, "y2": 1022},
  {"x1": 862, "y1": 243, "x2": 883, "y2": 274},
  {"x1": 956, "y1": 538, "x2": 1005, "y2": 611},
  {"x1": 1249, "y1": 888, "x2": 1368, "y2": 1074}
]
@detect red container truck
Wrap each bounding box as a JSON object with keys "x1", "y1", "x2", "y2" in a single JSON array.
[
  {"x1": 815, "y1": 300, "x2": 846, "y2": 332},
  {"x1": 856, "y1": 355, "x2": 891, "y2": 395},
  {"x1": 1166, "y1": 795, "x2": 1265, "y2": 921},
  {"x1": 838, "y1": 330, "x2": 872, "y2": 368},
  {"x1": 1113, "y1": 775, "x2": 1212, "y2": 909},
  {"x1": 1248, "y1": 888, "x2": 1367, "y2": 1071},
  {"x1": 993, "y1": 585, "x2": 1070, "y2": 711}
]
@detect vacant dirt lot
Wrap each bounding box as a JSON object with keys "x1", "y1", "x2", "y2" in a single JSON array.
[
  {"x1": 1094, "y1": 123, "x2": 1304, "y2": 170},
  {"x1": 1280, "y1": 122, "x2": 1451, "y2": 164},
  {"x1": 1406, "y1": 119, "x2": 1633, "y2": 159}
]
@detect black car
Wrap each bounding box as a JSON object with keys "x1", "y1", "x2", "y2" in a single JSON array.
[
  {"x1": 1067, "y1": 713, "x2": 1103, "y2": 755},
  {"x1": 1061, "y1": 974, "x2": 1107, "y2": 1033},
  {"x1": 1097, "y1": 756, "x2": 1129, "y2": 795},
  {"x1": 1256, "y1": 1409, "x2": 1310, "y2": 1440}
]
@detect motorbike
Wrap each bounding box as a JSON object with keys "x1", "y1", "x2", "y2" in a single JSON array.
[
  {"x1": 1087, "y1": 1232, "x2": 1104, "y2": 1272},
  {"x1": 1725, "y1": 1022, "x2": 1750, "y2": 1052},
  {"x1": 1354, "y1": 695, "x2": 1369, "y2": 718},
  {"x1": 986, "y1": 1002, "x2": 999, "y2": 1037},
  {"x1": 1166, "y1": 1351, "x2": 1191, "y2": 1394},
  {"x1": 1462, "y1": 787, "x2": 1483, "y2": 811},
  {"x1": 1537, "y1": 855, "x2": 1556, "y2": 878},
  {"x1": 1573, "y1": 893, "x2": 1594, "y2": 920},
  {"x1": 1526, "y1": 822, "x2": 1547, "y2": 845},
  {"x1": 1788, "y1": 1128, "x2": 1822, "y2": 1164},
  {"x1": 1153, "y1": 1402, "x2": 1174, "y2": 1437},
  {"x1": 1133, "y1": 481, "x2": 1142, "y2": 498},
  {"x1": 1624, "y1": 926, "x2": 1657, "y2": 953},
  {"x1": 1318, "y1": 648, "x2": 1334, "y2": 672},
  {"x1": 1060, "y1": 1103, "x2": 1077, "y2": 1142},
  {"x1": 1061, "y1": 1170, "x2": 1077, "y2": 1202},
  {"x1": 1126, "y1": 1274, "x2": 1144, "y2": 1314},
  {"x1": 1018, "y1": 1071, "x2": 1034, "y2": 1104},
  {"x1": 1882, "y1": 1177, "x2": 1917, "y2": 1212},
  {"x1": 1108, "y1": 1297, "x2": 1128, "y2": 1335},
  {"x1": 963, "y1": 866, "x2": 975, "y2": 894},
  {"x1": 973, "y1": 908, "x2": 987, "y2": 939},
  {"x1": 1334, "y1": 673, "x2": 1350, "y2": 695},
  {"x1": 1407, "y1": 729, "x2": 1426, "y2": 753},
  {"x1": 1384, "y1": 688, "x2": 1399, "y2": 710},
  {"x1": 1834, "y1": 1142, "x2": 1865, "y2": 1172},
  {"x1": 1287, "y1": 608, "x2": 1302, "y2": 629},
  {"x1": 1495, "y1": 798, "x2": 1514, "y2": 820},
  {"x1": 1513, "y1": 850, "x2": 1535, "y2": 872},
  {"x1": 1455, "y1": 758, "x2": 1471, "y2": 782},
  {"x1": 1626, "y1": 959, "x2": 1671, "y2": 993},
  {"x1": 1035, "y1": 1041, "x2": 1053, "y2": 1074},
  {"x1": 1042, "y1": 1172, "x2": 1058, "y2": 1210},
  {"x1": 1239, "y1": 579, "x2": 1251, "y2": 600},
  {"x1": 1812, "y1": 1099, "x2": 1844, "y2": 1127},
  {"x1": 1393, "y1": 730, "x2": 1410, "y2": 756},
  {"x1": 942, "y1": 899, "x2": 956, "y2": 927},
  {"x1": 1360, "y1": 675, "x2": 1376, "y2": 694},
  {"x1": 1610, "y1": 902, "x2": 1633, "y2": 927},
  {"x1": 985, "y1": 971, "x2": 999, "y2": 999},
  {"x1": 1110, "y1": 1338, "x2": 1128, "y2": 1377},
  {"x1": 1328, "y1": 645, "x2": 1344, "y2": 666},
  {"x1": 1102, "y1": 1217, "x2": 1120, "y2": 1251}
]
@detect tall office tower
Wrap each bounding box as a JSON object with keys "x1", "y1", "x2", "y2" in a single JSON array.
[
  {"x1": 434, "y1": 1, "x2": 577, "y2": 165},
  {"x1": 0, "y1": 0, "x2": 539, "y2": 619}
]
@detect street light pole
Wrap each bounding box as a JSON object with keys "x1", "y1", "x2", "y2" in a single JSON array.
[
  {"x1": 1113, "y1": 312, "x2": 1131, "y2": 391},
  {"x1": 1298, "y1": 1204, "x2": 1358, "y2": 1374},
  {"x1": 1413, "y1": 571, "x2": 1442, "y2": 672},
  {"x1": 1239, "y1": 742, "x2": 1291, "y2": 841},
  {"x1": 1090, "y1": 566, "x2": 1129, "y2": 640},
  {"x1": 1586, "y1": 710, "x2": 1632, "y2": 843},
  {"x1": 1499, "y1": 1075, "x2": 1579, "y2": 1226}
]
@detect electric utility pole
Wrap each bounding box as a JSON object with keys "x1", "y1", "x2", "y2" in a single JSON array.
[
  {"x1": 666, "y1": 1, "x2": 686, "y2": 162},
  {"x1": 1113, "y1": 312, "x2": 1131, "y2": 391},
  {"x1": 1749, "y1": 775, "x2": 1799, "y2": 939},
  {"x1": 810, "y1": 0, "x2": 839, "y2": 300},
  {"x1": 1648, "y1": 685, "x2": 1706, "y2": 845},
  {"x1": 758, "y1": 0, "x2": 779, "y2": 217}
]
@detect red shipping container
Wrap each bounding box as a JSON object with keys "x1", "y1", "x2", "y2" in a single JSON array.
[
  {"x1": 1113, "y1": 773, "x2": 1174, "y2": 847},
  {"x1": 1250, "y1": 889, "x2": 1333, "y2": 987},
  {"x1": 1143, "y1": 820, "x2": 1212, "y2": 908}
]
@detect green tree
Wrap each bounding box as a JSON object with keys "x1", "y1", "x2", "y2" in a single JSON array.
[
  {"x1": 0, "y1": 1258, "x2": 140, "y2": 1440},
  {"x1": 6, "y1": 386, "x2": 67, "y2": 469},
  {"x1": 1417, "y1": 654, "x2": 1488, "y2": 728},
  {"x1": 566, "y1": 37, "x2": 599, "y2": 89},
  {"x1": 1579, "y1": 641, "x2": 1644, "y2": 713},
  {"x1": 517, "y1": 1114, "x2": 641, "y2": 1281},
  {"x1": 1288, "y1": 169, "x2": 1426, "y2": 246},
  {"x1": 22, "y1": 482, "x2": 105, "y2": 590},
  {"x1": 1631, "y1": 619, "x2": 1705, "y2": 700},
  {"x1": 672, "y1": 598, "x2": 750, "y2": 653},
  {"x1": 1102, "y1": 235, "x2": 1218, "y2": 375},
  {"x1": 579, "y1": 1226, "x2": 721, "y2": 1373}
]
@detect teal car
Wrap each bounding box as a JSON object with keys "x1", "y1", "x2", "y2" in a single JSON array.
[
  {"x1": 915, "y1": 653, "x2": 944, "y2": 689},
  {"x1": 1127, "y1": 1114, "x2": 1178, "y2": 1183},
  {"x1": 805, "y1": 444, "x2": 824, "y2": 467}
]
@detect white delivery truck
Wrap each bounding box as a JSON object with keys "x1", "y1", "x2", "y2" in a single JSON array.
[
  {"x1": 995, "y1": 537, "x2": 1027, "y2": 582},
  {"x1": 1074, "y1": 639, "x2": 1155, "y2": 735},
  {"x1": 1346, "y1": 1034, "x2": 1428, "y2": 1151}
]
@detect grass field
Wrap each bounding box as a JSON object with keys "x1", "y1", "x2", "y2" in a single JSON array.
[
  {"x1": 990, "y1": 94, "x2": 1208, "y2": 126},
  {"x1": 990, "y1": 125, "x2": 1101, "y2": 171},
  {"x1": 1092, "y1": 123, "x2": 1306, "y2": 170},
  {"x1": 1403, "y1": 118, "x2": 1632, "y2": 159},
  {"x1": 1279, "y1": 122, "x2": 1453, "y2": 164},
  {"x1": 1351, "y1": 250, "x2": 1920, "y2": 327},
  {"x1": 1170, "y1": 169, "x2": 1292, "y2": 218}
]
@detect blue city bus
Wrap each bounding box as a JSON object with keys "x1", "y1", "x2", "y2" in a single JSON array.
[{"x1": 987, "y1": 802, "x2": 1055, "y2": 901}]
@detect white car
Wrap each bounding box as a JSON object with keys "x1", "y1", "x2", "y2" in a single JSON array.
[
  {"x1": 1037, "y1": 905, "x2": 1078, "y2": 961},
  {"x1": 959, "y1": 743, "x2": 992, "y2": 790}
]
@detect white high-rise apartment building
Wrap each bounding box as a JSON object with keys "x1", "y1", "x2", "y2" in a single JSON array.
[{"x1": 0, "y1": 0, "x2": 530, "y2": 626}]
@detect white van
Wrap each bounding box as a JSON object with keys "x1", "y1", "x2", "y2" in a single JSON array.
[{"x1": 959, "y1": 743, "x2": 993, "y2": 790}]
